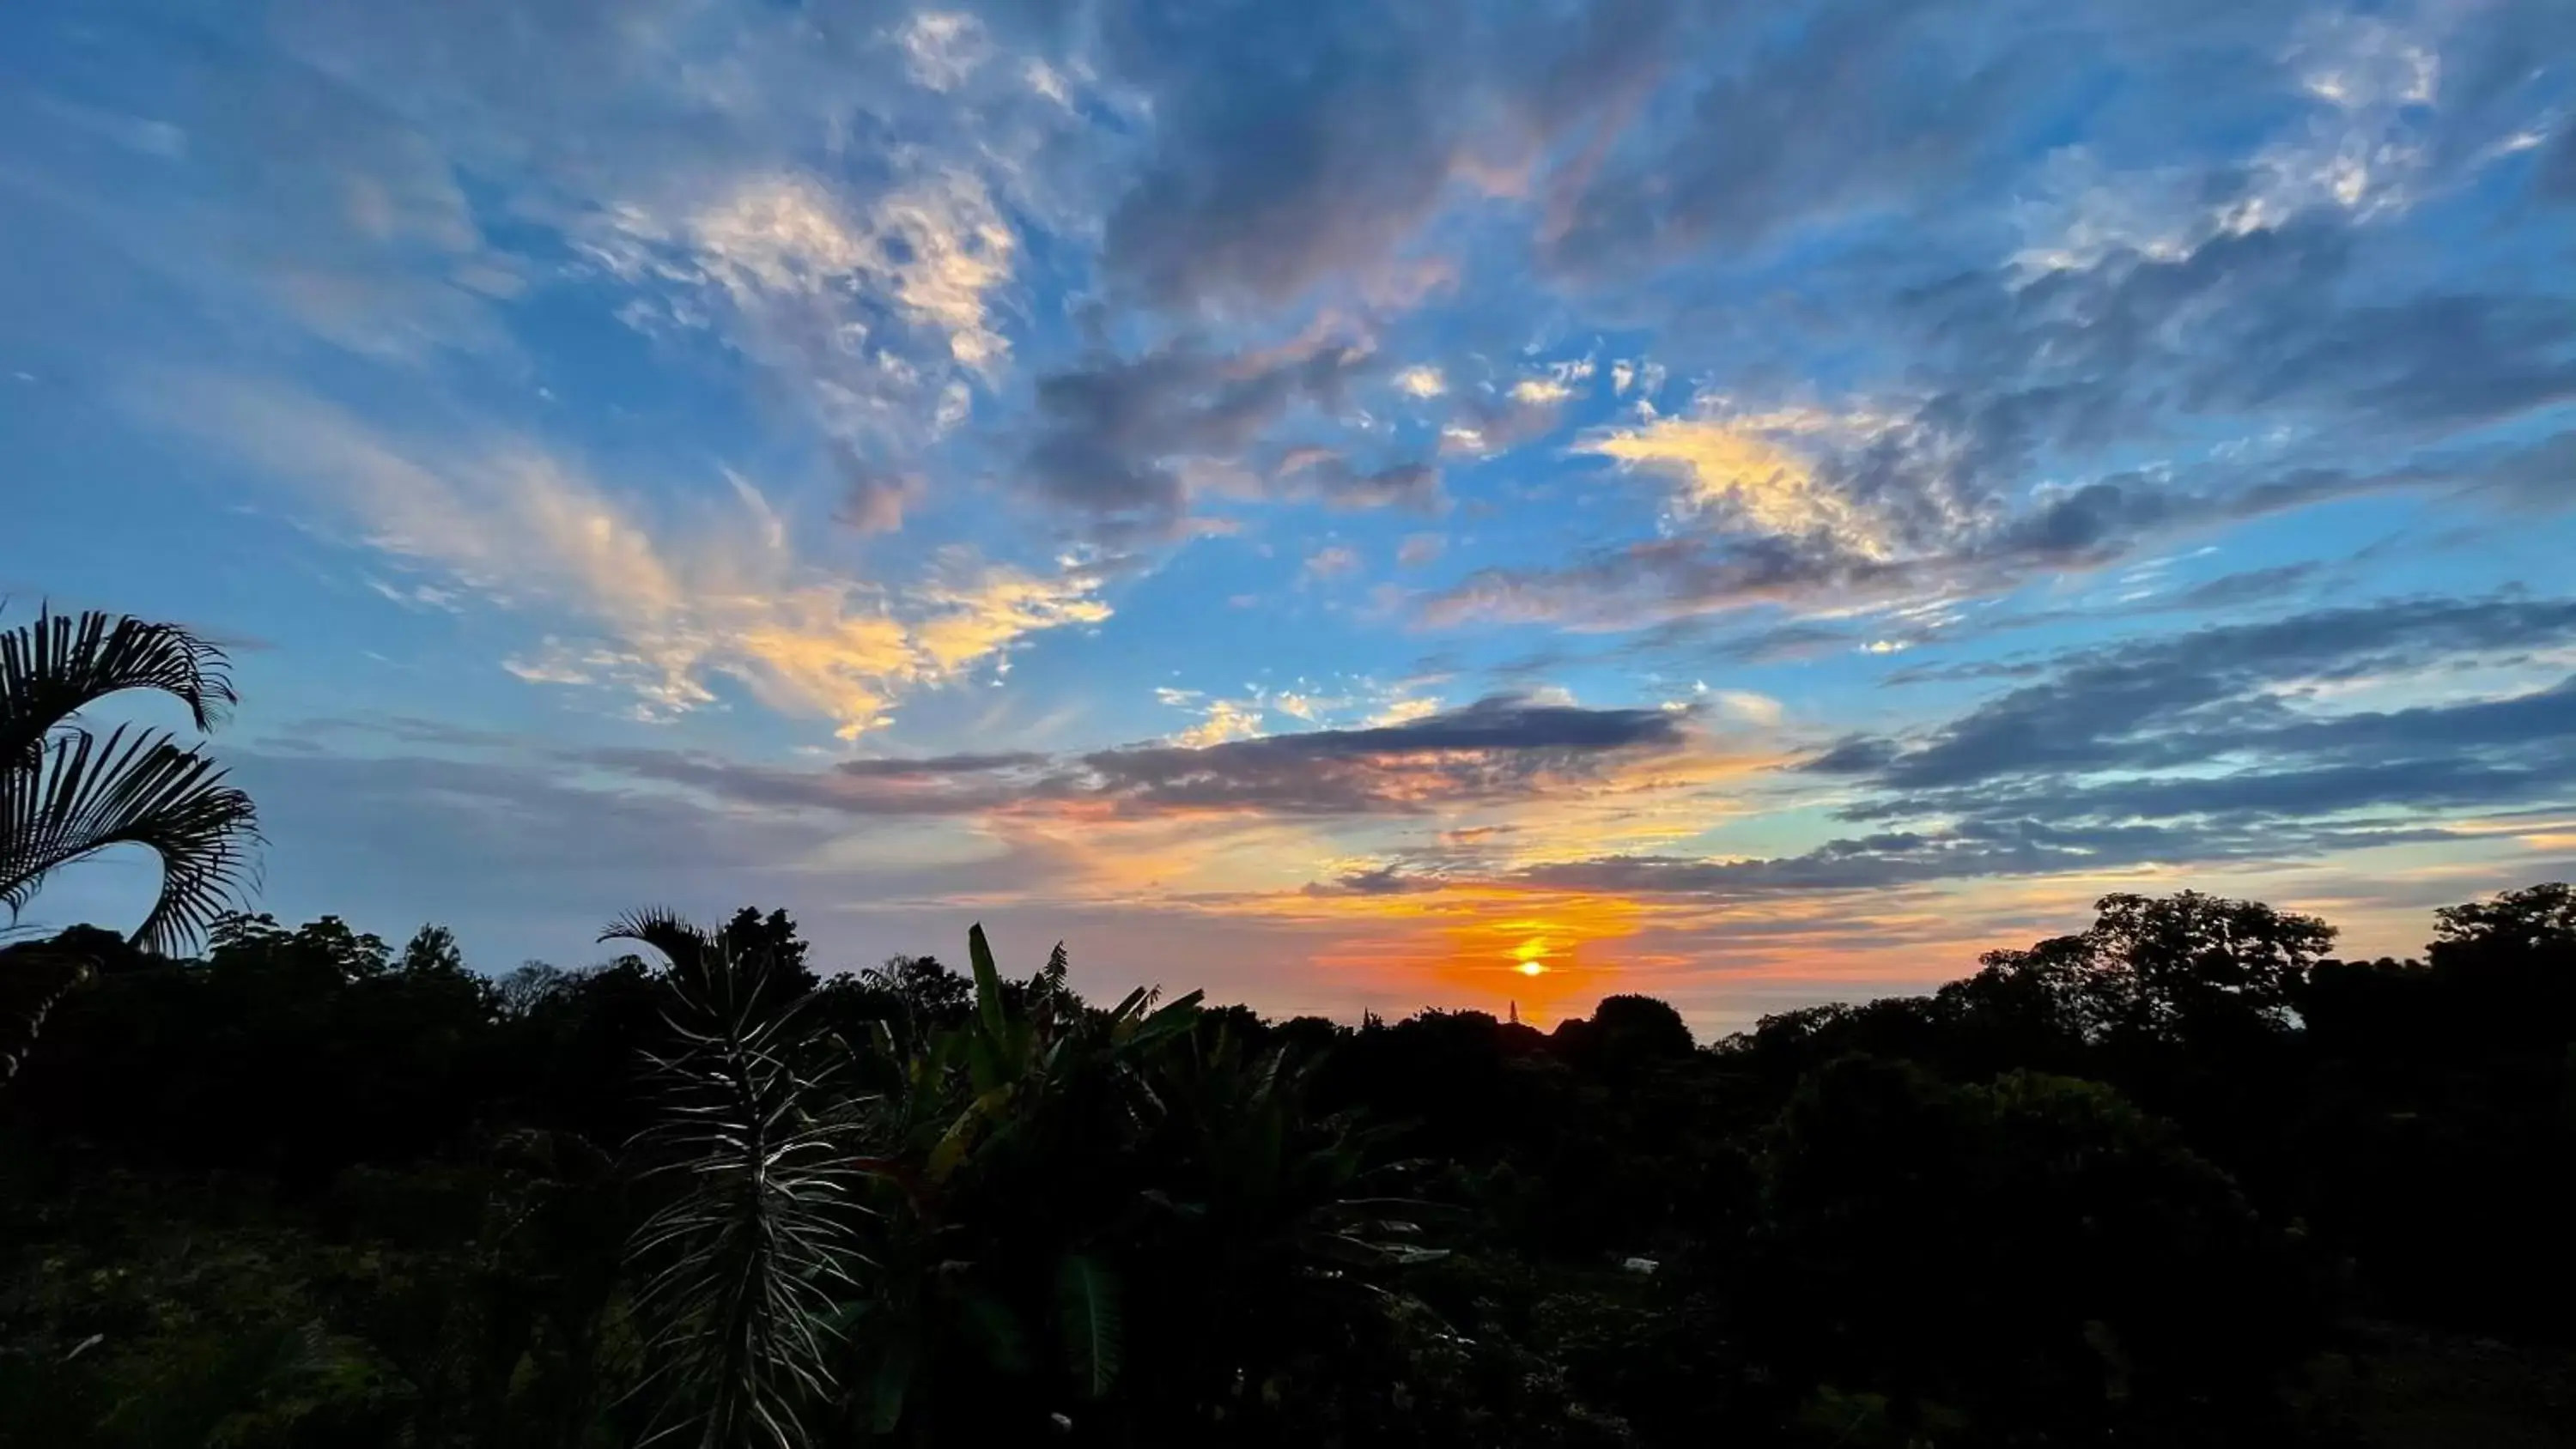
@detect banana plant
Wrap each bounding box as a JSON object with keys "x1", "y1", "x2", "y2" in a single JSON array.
[{"x1": 838, "y1": 924, "x2": 1200, "y2": 1437}]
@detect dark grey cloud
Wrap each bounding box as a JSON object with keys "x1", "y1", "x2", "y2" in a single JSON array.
[
  {"x1": 1097, "y1": 5, "x2": 1467, "y2": 312},
  {"x1": 1092, "y1": 0, "x2": 1683, "y2": 312},
  {"x1": 1418, "y1": 468, "x2": 2188, "y2": 630},
  {"x1": 1830, "y1": 595, "x2": 2576, "y2": 793},
  {"x1": 563, "y1": 744, "x2": 1044, "y2": 818},
  {"x1": 1060, "y1": 693, "x2": 1690, "y2": 816},
  {"x1": 835, "y1": 751, "x2": 1052, "y2": 779},
  {"x1": 1540, "y1": 0, "x2": 2064, "y2": 279},
  {"x1": 1421, "y1": 400, "x2": 2575, "y2": 634},
  {"x1": 2173, "y1": 562, "x2": 2324, "y2": 610},
  {"x1": 1303, "y1": 863, "x2": 1443, "y2": 897},
  {"x1": 1528, "y1": 0, "x2": 2383, "y2": 282},
  {"x1": 1281, "y1": 456, "x2": 1445, "y2": 512},
  {"x1": 1704, "y1": 621, "x2": 1858, "y2": 664},
  {"x1": 1019, "y1": 336, "x2": 1438, "y2": 538},
  {"x1": 1507, "y1": 814, "x2": 2461, "y2": 902},
  {"x1": 1387, "y1": 595, "x2": 2576, "y2": 904},
  {"x1": 464, "y1": 694, "x2": 1701, "y2": 824}
]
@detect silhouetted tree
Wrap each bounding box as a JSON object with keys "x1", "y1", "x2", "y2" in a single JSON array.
[
  {"x1": 1588, "y1": 994, "x2": 1695, "y2": 1059},
  {"x1": 1970, "y1": 891, "x2": 2335, "y2": 1046}
]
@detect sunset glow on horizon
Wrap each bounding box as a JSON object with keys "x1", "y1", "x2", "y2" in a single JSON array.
[{"x1": 7, "y1": 0, "x2": 2573, "y2": 1035}]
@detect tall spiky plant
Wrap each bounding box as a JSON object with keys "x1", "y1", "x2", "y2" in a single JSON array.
[
  {"x1": 1, "y1": 607, "x2": 259, "y2": 1080},
  {"x1": 610, "y1": 909, "x2": 864, "y2": 1449}
]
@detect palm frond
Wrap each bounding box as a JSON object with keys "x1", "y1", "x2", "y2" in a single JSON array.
[
  {"x1": 601, "y1": 906, "x2": 714, "y2": 968},
  {"x1": 1, "y1": 607, "x2": 237, "y2": 766},
  {"x1": 0, "y1": 724, "x2": 259, "y2": 953},
  {"x1": 624, "y1": 922, "x2": 863, "y2": 1449}
]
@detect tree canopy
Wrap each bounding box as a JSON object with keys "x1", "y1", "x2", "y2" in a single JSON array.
[{"x1": 2, "y1": 884, "x2": 2570, "y2": 1446}]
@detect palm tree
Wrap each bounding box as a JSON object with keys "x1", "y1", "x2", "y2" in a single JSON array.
[{"x1": 1, "y1": 606, "x2": 260, "y2": 1079}]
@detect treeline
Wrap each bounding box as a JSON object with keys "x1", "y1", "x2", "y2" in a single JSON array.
[{"x1": 1, "y1": 885, "x2": 2571, "y2": 1446}]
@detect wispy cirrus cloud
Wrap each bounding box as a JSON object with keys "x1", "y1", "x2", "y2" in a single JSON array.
[{"x1": 144, "y1": 376, "x2": 1107, "y2": 734}]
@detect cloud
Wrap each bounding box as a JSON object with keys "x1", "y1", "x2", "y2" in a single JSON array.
[
  {"x1": 1577, "y1": 413, "x2": 1900, "y2": 557},
  {"x1": 1536, "y1": 0, "x2": 2066, "y2": 278},
  {"x1": 1091, "y1": 0, "x2": 1678, "y2": 312},
  {"x1": 1058, "y1": 694, "x2": 1698, "y2": 818},
  {"x1": 513, "y1": 693, "x2": 1707, "y2": 827},
  {"x1": 1504, "y1": 815, "x2": 2462, "y2": 903},
  {"x1": 1372, "y1": 595, "x2": 2576, "y2": 912},
  {"x1": 0, "y1": 17, "x2": 519, "y2": 367},
  {"x1": 1281, "y1": 457, "x2": 1445, "y2": 512},
  {"x1": 1821, "y1": 594, "x2": 2576, "y2": 794},
  {"x1": 1021, "y1": 334, "x2": 1439, "y2": 539},
  {"x1": 1171, "y1": 697, "x2": 1268, "y2": 749},
  {"x1": 1305, "y1": 863, "x2": 1444, "y2": 897},
  {"x1": 587, "y1": 166, "x2": 1019, "y2": 478},
  {"x1": 1728, "y1": 595, "x2": 2576, "y2": 904},
  {"x1": 2173, "y1": 562, "x2": 2327, "y2": 610},
  {"x1": 145, "y1": 376, "x2": 1106, "y2": 734},
  {"x1": 1705, "y1": 689, "x2": 1786, "y2": 728},
  {"x1": 1393, "y1": 365, "x2": 1447, "y2": 397},
  {"x1": 1423, "y1": 248, "x2": 2576, "y2": 635},
  {"x1": 1082, "y1": 0, "x2": 1702, "y2": 315},
  {"x1": 1303, "y1": 544, "x2": 1362, "y2": 582}
]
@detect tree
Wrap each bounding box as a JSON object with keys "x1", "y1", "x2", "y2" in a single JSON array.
[
  {"x1": 1748, "y1": 1057, "x2": 2320, "y2": 1443},
  {"x1": 1589, "y1": 994, "x2": 1696, "y2": 1059},
  {"x1": 1970, "y1": 891, "x2": 2336, "y2": 1045},
  {"x1": 860, "y1": 953, "x2": 972, "y2": 1022},
  {"x1": 2427, "y1": 882, "x2": 2576, "y2": 1037},
  {"x1": 398, "y1": 923, "x2": 467, "y2": 977},
  {"x1": 2432, "y1": 881, "x2": 2576, "y2": 961},
  {"x1": 714, "y1": 907, "x2": 817, "y2": 993},
  {"x1": 1, "y1": 609, "x2": 260, "y2": 1080}
]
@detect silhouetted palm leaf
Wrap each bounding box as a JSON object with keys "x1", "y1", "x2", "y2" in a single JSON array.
[
  {"x1": 0, "y1": 724, "x2": 258, "y2": 953},
  {"x1": 0, "y1": 606, "x2": 236, "y2": 765},
  {"x1": 601, "y1": 907, "x2": 715, "y2": 972}
]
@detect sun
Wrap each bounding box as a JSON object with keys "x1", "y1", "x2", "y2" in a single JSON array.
[{"x1": 1511, "y1": 936, "x2": 1552, "y2": 976}]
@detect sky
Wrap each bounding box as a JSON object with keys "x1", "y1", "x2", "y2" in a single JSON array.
[{"x1": 4, "y1": 0, "x2": 2573, "y2": 1034}]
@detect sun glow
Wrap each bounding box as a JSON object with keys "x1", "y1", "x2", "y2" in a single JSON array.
[{"x1": 1512, "y1": 936, "x2": 1554, "y2": 975}]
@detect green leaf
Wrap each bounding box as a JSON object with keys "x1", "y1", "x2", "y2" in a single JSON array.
[
  {"x1": 868, "y1": 1339, "x2": 915, "y2": 1434},
  {"x1": 959, "y1": 1291, "x2": 1030, "y2": 1374},
  {"x1": 1055, "y1": 1255, "x2": 1122, "y2": 1399},
  {"x1": 967, "y1": 921, "x2": 1007, "y2": 1043},
  {"x1": 1127, "y1": 991, "x2": 1206, "y2": 1051}
]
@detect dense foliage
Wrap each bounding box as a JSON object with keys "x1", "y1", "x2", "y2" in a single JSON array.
[{"x1": 3, "y1": 886, "x2": 2571, "y2": 1446}]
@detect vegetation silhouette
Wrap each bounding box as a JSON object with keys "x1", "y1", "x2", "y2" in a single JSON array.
[
  {"x1": 1, "y1": 608, "x2": 258, "y2": 1082},
  {"x1": 2, "y1": 614, "x2": 2571, "y2": 1445},
  {"x1": 4, "y1": 883, "x2": 2569, "y2": 1446}
]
